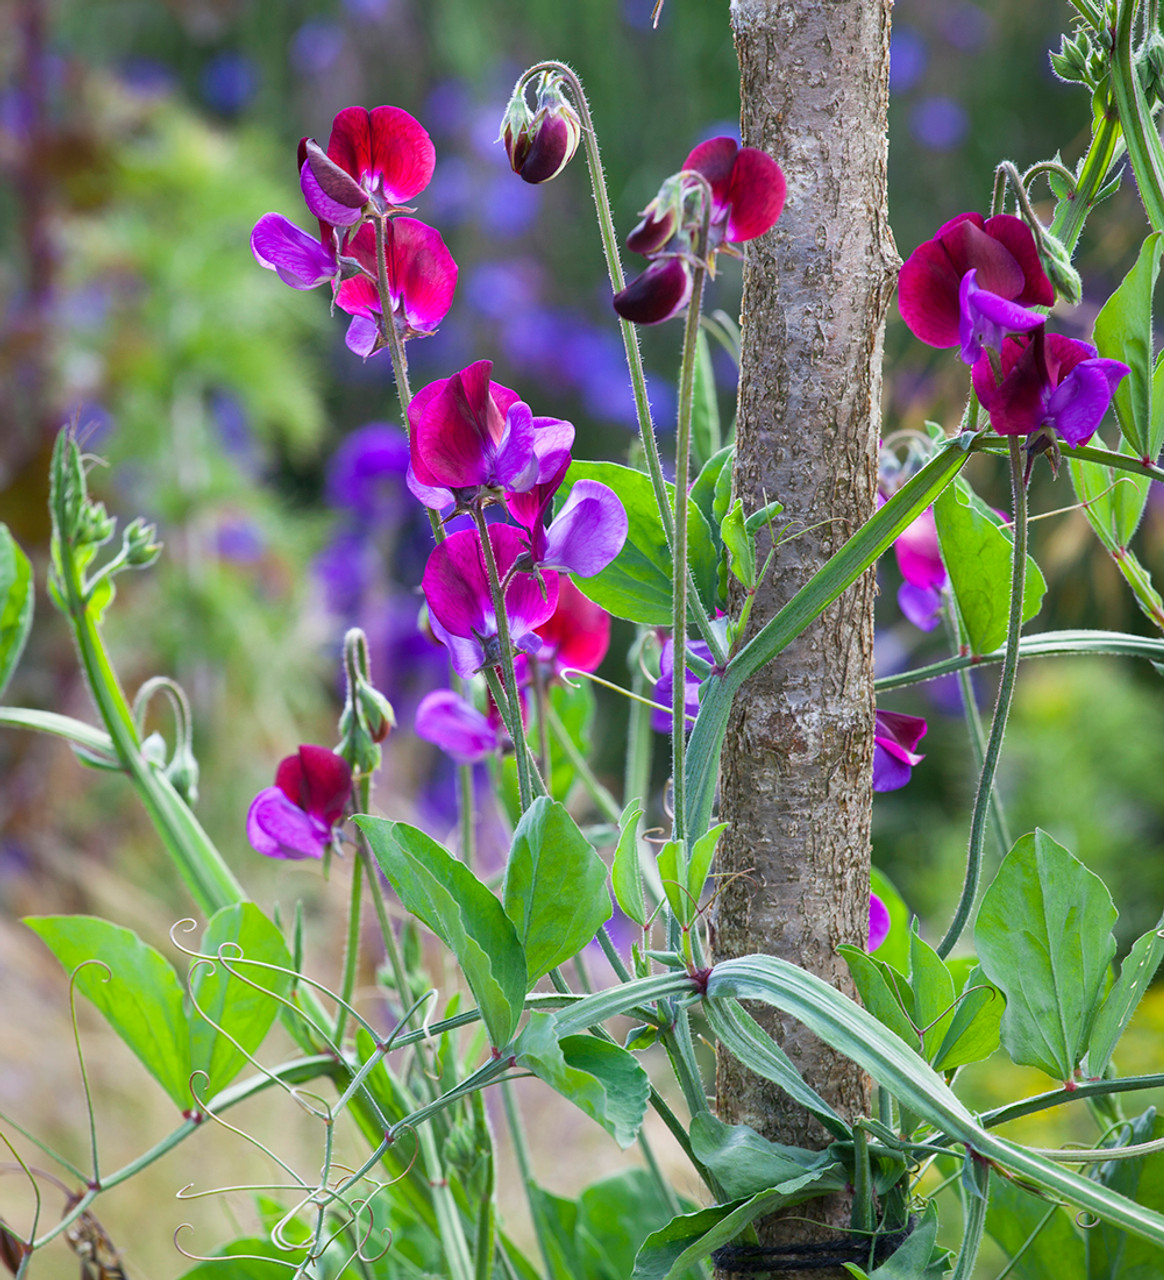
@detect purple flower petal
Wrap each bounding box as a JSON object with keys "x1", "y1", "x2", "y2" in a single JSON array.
[
  {"x1": 868, "y1": 892, "x2": 891, "y2": 952},
  {"x1": 873, "y1": 709, "x2": 927, "y2": 792},
  {"x1": 1046, "y1": 358, "x2": 1130, "y2": 447},
  {"x1": 251, "y1": 213, "x2": 337, "y2": 289},
  {"x1": 300, "y1": 158, "x2": 366, "y2": 228},
  {"x1": 345, "y1": 313, "x2": 380, "y2": 357},
  {"x1": 613, "y1": 258, "x2": 692, "y2": 326},
  {"x1": 897, "y1": 582, "x2": 943, "y2": 631},
  {"x1": 958, "y1": 270, "x2": 1044, "y2": 366},
  {"x1": 493, "y1": 401, "x2": 539, "y2": 491},
  {"x1": 246, "y1": 786, "x2": 332, "y2": 860},
  {"x1": 415, "y1": 690, "x2": 500, "y2": 762},
  {"x1": 540, "y1": 480, "x2": 628, "y2": 576}
]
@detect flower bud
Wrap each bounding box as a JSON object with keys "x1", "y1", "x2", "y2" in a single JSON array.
[
  {"x1": 1037, "y1": 227, "x2": 1083, "y2": 306},
  {"x1": 501, "y1": 73, "x2": 581, "y2": 185},
  {"x1": 122, "y1": 517, "x2": 162, "y2": 568},
  {"x1": 626, "y1": 174, "x2": 688, "y2": 256},
  {"x1": 78, "y1": 501, "x2": 115, "y2": 547}
]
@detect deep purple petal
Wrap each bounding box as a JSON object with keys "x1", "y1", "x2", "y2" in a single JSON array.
[
  {"x1": 958, "y1": 270, "x2": 1044, "y2": 365},
  {"x1": 874, "y1": 709, "x2": 928, "y2": 762},
  {"x1": 540, "y1": 480, "x2": 628, "y2": 576},
  {"x1": 612, "y1": 259, "x2": 692, "y2": 326},
  {"x1": 427, "y1": 611, "x2": 486, "y2": 679},
  {"x1": 872, "y1": 744, "x2": 913, "y2": 792},
  {"x1": 868, "y1": 893, "x2": 891, "y2": 952},
  {"x1": 493, "y1": 401, "x2": 539, "y2": 491},
  {"x1": 422, "y1": 529, "x2": 493, "y2": 639},
  {"x1": 1046, "y1": 358, "x2": 1129, "y2": 447},
  {"x1": 251, "y1": 213, "x2": 337, "y2": 289},
  {"x1": 246, "y1": 787, "x2": 331, "y2": 860},
  {"x1": 345, "y1": 313, "x2": 380, "y2": 357},
  {"x1": 300, "y1": 159, "x2": 365, "y2": 228},
  {"x1": 530, "y1": 417, "x2": 575, "y2": 483},
  {"x1": 415, "y1": 690, "x2": 500, "y2": 762},
  {"x1": 405, "y1": 462, "x2": 455, "y2": 512}
]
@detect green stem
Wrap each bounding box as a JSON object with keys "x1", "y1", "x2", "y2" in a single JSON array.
[
  {"x1": 333, "y1": 850, "x2": 363, "y2": 1046},
  {"x1": 981, "y1": 1074, "x2": 1164, "y2": 1129},
  {"x1": 472, "y1": 506, "x2": 534, "y2": 810},
  {"x1": 458, "y1": 762, "x2": 476, "y2": 869},
  {"x1": 1111, "y1": 0, "x2": 1164, "y2": 231},
  {"x1": 950, "y1": 1156, "x2": 990, "y2": 1280},
  {"x1": 544, "y1": 702, "x2": 621, "y2": 822},
  {"x1": 623, "y1": 630, "x2": 654, "y2": 811},
  {"x1": 670, "y1": 265, "x2": 707, "y2": 846},
  {"x1": 938, "y1": 438, "x2": 1028, "y2": 958},
  {"x1": 993, "y1": 1205, "x2": 1059, "y2": 1280},
  {"x1": 373, "y1": 213, "x2": 414, "y2": 418},
  {"x1": 1048, "y1": 97, "x2": 1123, "y2": 252},
  {"x1": 502, "y1": 1079, "x2": 555, "y2": 1279},
  {"x1": 418, "y1": 1123, "x2": 474, "y2": 1280},
  {"x1": 0, "y1": 707, "x2": 115, "y2": 758}
]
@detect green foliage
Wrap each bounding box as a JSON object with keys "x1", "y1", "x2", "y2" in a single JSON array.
[
  {"x1": 358, "y1": 818, "x2": 527, "y2": 1047},
  {"x1": 983, "y1": 1170, "x2": 1085, "y2": 1280},
  {"x1": 1089, "y1": 914, "x2": 1164, "y2": 1076},
  {"x1": 975, "y1": 830, "x2": 1117, "y2": 1081},
  {"x1": 933, "y1": 478, "x2": 1046, "y2": 655},
  {"x1": 1088, "y1": 1108, "x2": 1164, "y2": 1278},
  {"x1": 611, "y1": 800, "x2": 647, "y2": 927},
  {"x1": 843, "y1": 1202, "x2": 950, "y2": 1279},
  {"x1": 690, "y1": 328, "x2": 721, "y2": 469},
  {"x1": 0, "y1": 525, "x2": 33, "y2": 699},
  {"x1": 559, "y1": 461, "x2": 719, "y2": 624},
  {"x1": 687, "y1": 1113, "x2": 847, "y2": 1202},
  {"x1": 515, "y1": 1012, "x2": 649, "y2": 1149},
  {"x1": 502, "y1": 797, "x2": 611, "y2": 982}
]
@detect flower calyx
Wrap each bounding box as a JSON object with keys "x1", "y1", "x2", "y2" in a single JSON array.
[{"x1": 501, "y1": 71, "x2": 582, "y2": 185}]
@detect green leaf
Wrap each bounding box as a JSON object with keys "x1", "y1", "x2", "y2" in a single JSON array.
[
  {"x1": 934, "y1": 479, "x2": 1046, "y2": 656},
  {"x1": 503, "y1": 797, "x2": 611, "y2": 983},
  {"x1": 1094, "y1": 232, "x2": 1163, "y2": 461},
  {"x1": 687, "y1": 822, "x2": 727, "y2": 909},
  {"x1": 907, "y1": 929, "x2": 957, "y2": 1062},
  {"x1": 1068, "y1": 435, "x2": 1152, "y2": 554},
  {"x1": 656, "y1": 840, "x2": 690, "y2": 925},
  {"x1": 931, "y1": 966, "x2": 1004, "y2": 1073},
  {"x1": 189, "y1": 904, "x2": 294, "y2": 1098},
  {"x1": 517, "y1": 1011, "x2": 649, "y2": 1149},
  {"x1": 721, "y1": 499, "x2": 755, "y2": 587},
  {"x1": 689, "y1": 445, "x2": 733, "y2": 553},
  {"x1": 175, "y1": 1237, "x2": 299, "y2": 1280},
  {"x1": 690, "y1": 328, "x2": 721, "y2": 470},
  {"x1": 26, "y1": 915, "x2": 193, "y2": 1110},
  {"x1": 576, "y1": 1170, "x2": 698, "y2": 1280},
  {"x1": 975, "y1": 830, "x2": 1117, "y2": 1081},
  {"x1": 611, "y1": 802, "x2": 647, "y2": 927},
  {"x1": 358, "y1": 818, "x2": 527, "y2": 1047},
  {"x1": 984, "y1": 1171, "x2": 1085, "y2": 1280},
  {"x1": 1088, "y1": 1108, "x2": 1164, "y2": 1279},
  {"x1": 839, "y1": 946, "x2": 920, "y2": 1051},
  {"x1": 1089, "y1": 914, "x2": 1164, "y2": 1077},
  {"x1": 0, "y1": 525, "x2": 34, "y2": 699},
  {"x1": 561, "y1": 461, "x2": 719, "y2": 625},
  {"x1": 689, "y1": 1113, "x2": 845, "y2": 1202}
]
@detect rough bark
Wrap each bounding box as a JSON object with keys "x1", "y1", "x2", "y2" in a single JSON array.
[{"x1": 713, "y1": 1, "x2": 897, "y2": 1275}]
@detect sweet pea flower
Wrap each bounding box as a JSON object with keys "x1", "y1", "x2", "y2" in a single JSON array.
[
  {"x1": 251, "y1": 214, "x2": 339, "y2": 291},
  {"x1": 652, "y1": 639, "x2": 714, "y2": 733},
  {"x1": 868, "y1": 892, "x2": 891, "y2": 952},
  {"x1": 335, "y1": 219, "x2": 458, "y2": 355},
  {"x1": 299, "y1": 105, "x2": 436, "y2": 228},
  {"x1": 614, "y1": 137, "x2": 784, "y2": 326},
  {"x1": 415, "y1": 689, "x2": 502, "y2": 763},
  {"x1": 507, "y1": 472, "x2": 628, "y2": 578},
  {"x1": 873, "y1": 710, "x2": 927, "y2": 792},
  {"x1": 971, "y1": 329, "x2": 1130, "y2": 449},
  {"x1": 421, "y1": 524, "x2": 559, "y2": 678},
  {"x1": 894, "y1": 506, "x2": 947, "y2": 631},
  {"x1": 246, "y1": 744, "x2": 352, "y2": 860},
  {"x1": 501, "y1": 71, "x2": 581, "y2": 185},
  {"x1": 898, "y1": 212, "x2": 1054, "y2": 362},
  {"x1": 407, "y1": 361, "x2": 573, "y2": 507},
  {"x1": 533, "y1": 578, "x2": 612, "y2": 677}
]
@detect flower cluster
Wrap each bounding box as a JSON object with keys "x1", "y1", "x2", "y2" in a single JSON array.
[
  {"x1": 251, "y1": 104, "x2": 458, "y2": 355},
  {"x1": 898, "y1": 211, "x2": 1128, "y2": 452},
  {"x1": 613, "y1": 137, "x2": 786, "y2": 325}
]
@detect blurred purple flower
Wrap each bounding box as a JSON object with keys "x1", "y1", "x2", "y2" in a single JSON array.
[
  {"x1": 941, "y1": 4, "x2": 992, "y2": 52},
  {"x1": 315, "y1": 529, "x2": 376, "y2": 616},
  {"x1": 652, "y1": 639, "x2": 713, "y2": 733},
  {"x1": 465, "y1": 259, "x2": 543, "y2": 321},
  {"x1": 247, "y1": 745, "x2": 352, "y2": 861},
  {"x1": 890, "y1": 27, "x2": 927, "y2": 91},
  {"x1": 910, "y1": 97, "x2": 968, "y2": 151},
  {"x1": 478, "y1": 172, "x2": 540, "y2": 238},
  {"x1": 216, "y1": 517, "x2": 264, "y2": 564},
  {"x1": 415, "y1": 689, "x2": 502, "y2": 763},
  {"x1": 291, "y1": 20, "x2": 346, "y2": 76},
  {"x1": 201, "y1": 51, "x2": 257, "y2": 116},
  {"x1": 868, "y1": 893, "x2": 891, "y2": 952},
  {"x1": 325, "y1": 423, "x2": 411, "y2": 522}
]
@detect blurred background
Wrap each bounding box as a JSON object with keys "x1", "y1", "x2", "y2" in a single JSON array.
[{"x1": 1, "y1": 0, "x2": 1163, "y2": 1275}]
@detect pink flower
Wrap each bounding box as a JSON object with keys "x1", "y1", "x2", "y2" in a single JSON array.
[
  {"x1": 246, "y1": 745, "x2": 352, "y2": 861},
  {"x1": 335, "y1": 219, "x2": 458, "y2": 354},
  {"x1": 299, "y1": 105, "x2": 436, "y2": 227},
  {"x1": 683, "y1": 136, "x2": 786, "y2": 251},
  {"x1": 415, "y1": 690, "x2": 503, "y2": 763},
  {"x1": 898, "y1": 213, "x2": 1054, "y2": 363},
  {"x1": 894, "y1": 506, "x2": 947, "y2": 632},
  {"x1": 421, "y1": 524, "x2": 559, "y2": 678},
  {"x1": 533, "y1": 579, "x2": 612, "y2": 677},
  {"x1": 971, "y1": 329, "x2": 1130, "y2": 448},
  {"x1": 868, "y1": 892, "x2": 891, "y2": 952},
  {"x1": 873, "y1": 710, "x2": 927, "y2": 792}
]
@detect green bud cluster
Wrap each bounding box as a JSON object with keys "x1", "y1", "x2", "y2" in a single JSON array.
[
  {"x1": 1050, "y1": 26, "x2": 1110, "y2": 92},
  {"x1": 337, "y1": 627, "x2": 396, "y2": 779},
  {"x1": 1138, "y1": 32, "x2": 1164, "y2": 107},
  {"x1": 1037, "y1": 227, "x2": 1083, "y2": 306}
]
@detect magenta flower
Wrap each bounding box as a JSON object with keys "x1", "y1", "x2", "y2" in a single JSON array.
[
  {"x1": 407, "y1": 361, "x2": 573, "y2": 507},
  {"x1": 250, "y1": 214, "x2": 338, "y2": 291},
  {"x1": 502, "y1": 73, "x2": 581, "y2": 185},
  {"x1": 683, "y1": 135, "x2": 787, "y2": 252},
  {"x1": 335, "y1": 219, "x2": 458, "y2": 354},
  {"x1": 246, "y1": 744, "x2": 352, "y2": 861},
  {"x1": 971, "y1": 329, "x2": 1130, "y2": 448},
  {"x1": 868, "y1": 892, "x2": 891, "y2": 952},
  {"x1": 894, "y1": 506, "x2": 947, "y2": 631},
  {"x1": 898, "y1": 213, "x2": 1054, "y2": 362},
  {"x1": 873, "y1": 710, "x2": 927, "y2": 792},
  {"x1": 421, "y1": 524, "x2": 559, "y2": 678},
  {"x1": 415, "y1": 689, "x2": 502, "y2": 763},
  {"x1": 613, "y1": 137, "x2": 785, "y2": 326},
  {"x1": 299, "y1": 105, "x2": 436, "y2": 228},
  {"x1": 507, "y1": 472, "x2": 628, "y2": 578},
  {"x1": 533, "y1": 578, "x2": 612, "y2": 677}
]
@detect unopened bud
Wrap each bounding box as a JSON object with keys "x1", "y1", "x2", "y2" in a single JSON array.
[
  {"x1": 78, "y1": 501, "x2": 115, "y2": 547},
  {"x1": 1038, "y1": 228, "x2": 1083, "y2": 306},
  {"x1": 358, "y1": 683, "x2": 396, "y2": 743},
  {"x1": 626, "y1": 173, "x2": 686, "y2": 256},
  {"x1": 501, "y1": 72, "x2": 581, "y2": 185},
  {"x1": 123, "y1": 517, "x2": 162, "y2": 567}
]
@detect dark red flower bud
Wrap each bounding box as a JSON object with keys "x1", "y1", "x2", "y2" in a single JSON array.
[
  {"x1": 501, "y1": 73, "x2": 581, "y2": 185},
  {"x1": 613, "y1": 257, "x2": 693, "y2": 326}
]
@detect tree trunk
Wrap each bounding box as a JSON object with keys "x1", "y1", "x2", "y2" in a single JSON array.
[{"x1": 714, "y1": 1, "x2": 896, "y2": 1275}]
